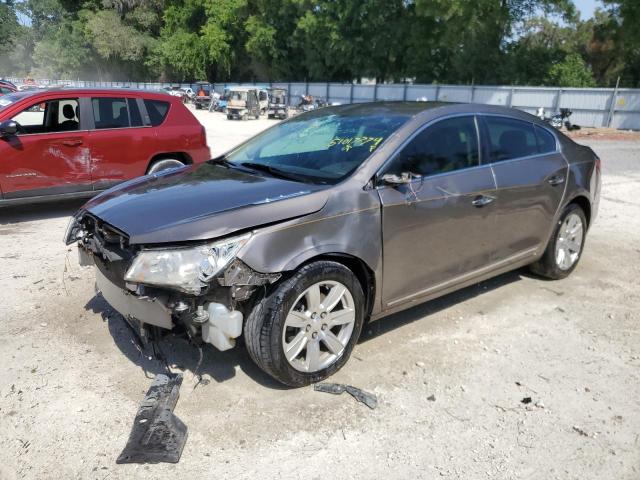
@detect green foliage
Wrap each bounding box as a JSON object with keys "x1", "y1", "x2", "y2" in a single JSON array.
[
  {"x1": 0, "y1": 0, "x2": 638, "y2": 87},
  {"x1": 547, "y1": 53, "x2": 596, "y2": 86}
]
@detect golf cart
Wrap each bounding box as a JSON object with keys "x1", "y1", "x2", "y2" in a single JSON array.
[
  {"x1": 267, "y1": 88, "x2": 289, "y2": 119},
  {"x1": 226, "y1": 87, "x2": 261, "y2": 120},
  {"x1": 194, "y1": 81, "x2": 212, "y2": 110}
]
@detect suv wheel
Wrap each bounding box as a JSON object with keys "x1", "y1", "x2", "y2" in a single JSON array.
[
  {"x1": 244, "y1": 261, "x2": 365, "y2": 387},
  {"x1": 530, "y1": 203, "x2": 587, "y2": 279},
  {"x1": 147, "y1": 158, "x2": 185, "y2": 174}
]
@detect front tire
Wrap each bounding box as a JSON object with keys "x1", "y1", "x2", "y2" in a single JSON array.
[
  {"x1": 244, "y1": 261, "x2": 365, "y2": 387},
  {"x1": 530, "y1": 203, "x2": 587, "y2": 279}
]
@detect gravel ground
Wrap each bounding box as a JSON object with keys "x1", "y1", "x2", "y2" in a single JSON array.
[{"x1": 0, "y1": 109, "x2": 639, "y2": 480}]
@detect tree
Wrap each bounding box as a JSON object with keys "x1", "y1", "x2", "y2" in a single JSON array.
[{"x1": 547, "y1": 53, "x2": 596, "y2": 86}]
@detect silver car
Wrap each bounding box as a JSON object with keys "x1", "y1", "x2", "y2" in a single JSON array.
[{"x1": 66, "y1": 102, "x2": 601, "y2": 386}]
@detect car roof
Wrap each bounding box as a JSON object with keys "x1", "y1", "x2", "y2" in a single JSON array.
[
  {"x1": 3, "y1": 87, "x2": 176, "y2": 100},
  {"x1": 312, "y1": 101, "x2": 540, "y2": 123}
]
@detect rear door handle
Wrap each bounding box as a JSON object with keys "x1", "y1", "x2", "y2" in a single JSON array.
[
  {"x1": 62, "y1": 139, "x2": 83, "y2": 147},
  {"x1": 547, "y1": 174, "x2": 565, "y2": 186},
  {"x1": 472, "y1": 194, "x2": 495, "y2": 207}
]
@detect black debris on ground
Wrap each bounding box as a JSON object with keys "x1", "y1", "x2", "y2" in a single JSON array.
[
  {"x1": 116, "y1": 373, "x2": 188, "y2": 464},
  {"x1": 314, "y1": 383, "x2": 378, "y2": 410},
  {"x1": 521, "y1": 397, "x2": 532, "y2": 405}
]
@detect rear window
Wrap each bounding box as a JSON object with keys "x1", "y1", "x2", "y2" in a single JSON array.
[
  {"x1": 535, "y1": 125, "x2": 557, "y2": 154},
  {"x1": 144, "y1": 99, "x2": 170, "y2": 126},
  {"x1": 484, "y1": 116, "x2": 538, "y2": 162},
  {"x1": 92, "y1": 97, "x2": 130, "y2": 129}
]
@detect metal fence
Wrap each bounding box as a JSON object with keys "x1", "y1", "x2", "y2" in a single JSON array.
[{"x1": 7, "y1": 78, "x2": 640, "y2": 129}]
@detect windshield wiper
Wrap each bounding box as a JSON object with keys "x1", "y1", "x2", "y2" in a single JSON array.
[
  {"x1": 208, "y1": 157, "x2": 235, "y2": 168},
  {"x1": 239, "y1": 162, "x2": 307, "y2": 183}
]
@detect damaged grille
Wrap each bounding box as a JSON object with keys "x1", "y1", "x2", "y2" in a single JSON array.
[{"x1": 79, "y1": 214, "x2": 136, "y2": 289}]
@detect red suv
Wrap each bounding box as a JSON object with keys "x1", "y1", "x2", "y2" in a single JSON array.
[{"x1": 0, "y1": 88, "x2": 210, "y2": 206}]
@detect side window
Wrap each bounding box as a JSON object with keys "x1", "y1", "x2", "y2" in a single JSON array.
[
  {"x1": 11, "y1": 98, "x2": 79, "y2": 134},
  {"x1": 92, "y1": 97, "x2": 129, "y2": 129},
  {"x1": 387, "y1": 116, "x2": 479, "y2": 177},
  {"x1": 535, "y1": 125, "x2": 557, "y2": 154},
  {"x1": 484, "y1": 116, "x2": 538, "y2": 162},
  {"x1": 143, "y1": 99, "x2": 170, "y2": 126},
  {"x1": 128, "y1": 99, "x2": 143, "y2": 127}
]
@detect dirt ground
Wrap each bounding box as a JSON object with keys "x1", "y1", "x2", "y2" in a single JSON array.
[{"x1": 1, "y1": 109, "x2": 639, "y2": 480}]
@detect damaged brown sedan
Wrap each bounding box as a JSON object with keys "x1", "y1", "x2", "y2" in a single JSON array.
[{"x1": 66, "y1": 102, "x2": 601, "y2": 386}]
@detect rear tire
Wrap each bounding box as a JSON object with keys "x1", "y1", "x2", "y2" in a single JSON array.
[
  {"x1": 244, "y1": 261, "x2": 365, "y2": 387},
  {"x1": 147, "y1": 158, "x2": 185, "y2": 174},
  {"x1": 530, "y1": 203, "x2": 587, "y2": 280}
]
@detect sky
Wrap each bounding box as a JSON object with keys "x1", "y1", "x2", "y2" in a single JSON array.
[{"x1": 574, "y1": 0, "x2": 601, "y2": 19}]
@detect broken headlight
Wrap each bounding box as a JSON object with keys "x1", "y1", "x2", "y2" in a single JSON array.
[
  {"x1": 124, "y1": 233, "x2": 251, "y2": 295},
  {"x1": 63, "y1": 215, "x2": 84, "y2": 245}
]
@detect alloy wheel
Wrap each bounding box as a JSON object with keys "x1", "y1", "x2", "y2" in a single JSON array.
[
  {"x1": 282, "y1": 281, "x2": 356, "y2": 373},
  {"x1": 555, "y1": 212, "x2": 584, "y2": 270}
]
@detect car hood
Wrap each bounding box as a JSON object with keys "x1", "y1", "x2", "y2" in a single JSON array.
[{"x1": 82, "y1": 163, "x2": 330, "y2": 244}]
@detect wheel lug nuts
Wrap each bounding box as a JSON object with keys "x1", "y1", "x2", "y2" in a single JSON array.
[
  {"x1": 312, "y1": 332, "x2": 318, "y2": 339},
  {"x1": 321, "y1": 312, "x2": 327, "y2": 319},
  {"x1": 305, "y1": 325, "x2": 311, "y2": 332},
  {"x1": 321, "y1": 324, "x2": 327, "y2": 331},
  {"x1": 311, "y1": 312, "x2": 317, "y2": 319}
]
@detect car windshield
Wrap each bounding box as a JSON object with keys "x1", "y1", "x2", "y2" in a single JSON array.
[
  {"x1": 222, "y1": 108, "x2": 411, "y2": 184},
  {"x1": 230, "y1": 91, "x2": 248, "y2": 101}
]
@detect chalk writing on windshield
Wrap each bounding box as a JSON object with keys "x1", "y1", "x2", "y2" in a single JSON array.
[{"x1": 328, "y1": 136, "x2": 384, "y2": 153}]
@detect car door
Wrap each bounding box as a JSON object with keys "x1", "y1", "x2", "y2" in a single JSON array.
[
  {"x1": 0, "y1": 95, "x2": 91, "y2": 199},
  {"x1": 479, "y1": 115, "x2": 568, "y2": 261},
  {"x1": 87, "y1": 96, "x2": 154, "y2": 190},
  {"x1": 377, "y1": 115, "x2": 498, "y2": 309}
]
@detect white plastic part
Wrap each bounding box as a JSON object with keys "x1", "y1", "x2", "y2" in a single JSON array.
[{"x1": 201, "y1": 302, "x2": 243, "y2": 351}]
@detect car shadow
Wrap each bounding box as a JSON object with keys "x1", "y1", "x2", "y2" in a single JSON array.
[
  {"x1": 0, "y1": 198, "x2": 86, "y2": 224},
  {"x1": 84, "y1": 268, "x2": 532, "y2": 390},
  {"x1": 84, "y1": 293, "x2": 288, "y2": 390},
  {"x1": 359, "y1": 269, "x2": 528, "y2": 343}
]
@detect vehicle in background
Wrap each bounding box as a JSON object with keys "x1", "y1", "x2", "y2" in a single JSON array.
[
  {"x1": 0, "y1": 88, "x2": 210, "y2": 206},
  {"x1": 180, "y1": 87, "x2": 195, "y2": 102},
  {"x1": 207, "y1": 91, "x2": 221, "y2": 112},
  {"x1": 0, "y1": 82, "x2": 17, "y2": 96},
  {"x1": 256, "y1": 87, "x2": 269, "y2": 114},
  {"x1": 226, "y1": 87, "x2": 261, "y2": 120},
  {"x1": 194, "y1": 81, "x2": 212, "y2": 110},
  {"x1": 65, "y1": 102, "x2": 601, "y2": 387},
  {"x1": 298, "y1": 95, "x2": 329, "y2": 112},
  {"x1": 537, "y1": 107, "x2": 581, "y2": 132},
  {"x1": 212, "y1": 88, "x2": 230, "y2": 112},
  {"x1": 0, "y1": 79, "x2": 17, "y2": 89},
  {"x1": 267, "y1": 88, "x2": 289, "y2": 119},
  {"x1": 17, "y1": 84, "x2": 42, "y2": 92},
  {"x1": 160, "y1": 86, "x2": 189, "y2": 103}
]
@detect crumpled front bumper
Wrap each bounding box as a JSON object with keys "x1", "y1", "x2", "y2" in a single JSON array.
[
  {"x1": 81, "y1": 247, "x2": 174, "y2": 330},
  {"x1": 96, "y1": 267, "x2": 174, "y2": 329}
]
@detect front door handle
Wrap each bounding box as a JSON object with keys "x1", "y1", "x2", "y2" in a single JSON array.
[
  {"x1": 61, "y1": 139, "x2": 83, "y2": 147},
  {"x1": 547, "y1": 174, "x2": 565, "y2": 186},
  {"x1": 472, "y1": 194, "x2": 495, "y2": 207}
]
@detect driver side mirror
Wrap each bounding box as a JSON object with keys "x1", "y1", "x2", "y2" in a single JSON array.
[
  {"x1": 0, "y1": 120, "x2": 17, "y2": 137},
  {"x1": 379, "y1": 172, "x2": 414, "y2": 186}
]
